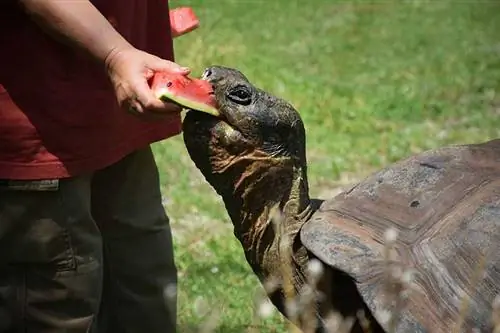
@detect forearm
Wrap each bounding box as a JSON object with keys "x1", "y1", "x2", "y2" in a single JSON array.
[{"x1": 18, "y1": 0, "x2": 132, "y2": 64}]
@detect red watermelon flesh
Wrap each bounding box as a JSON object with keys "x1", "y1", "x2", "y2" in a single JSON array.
[
  {"x1": 169, "y1": 7, "x2": 200, "y2": 38},
  {"x1": 151, "y1": 71, "x2": 219, "y2": 116}
]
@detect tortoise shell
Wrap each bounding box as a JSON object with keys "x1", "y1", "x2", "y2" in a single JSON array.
[{"x1": 301, "y1": 139, "x2": 500, "y2": 333}]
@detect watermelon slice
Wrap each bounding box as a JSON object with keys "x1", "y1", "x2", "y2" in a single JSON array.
[
  {"x1": 150, "y1": 71, "x2": 219, "y2": 116},
  {"x1": 169, "y1": 7, "x2": 200, "y2": 38}
]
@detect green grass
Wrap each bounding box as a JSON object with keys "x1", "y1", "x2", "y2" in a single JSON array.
[{"x1": 152, "y1": 1, "x2": 500, "y2": 331}]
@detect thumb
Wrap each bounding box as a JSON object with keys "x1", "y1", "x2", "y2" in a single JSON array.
[{"x1": 147, "y1": 55, "x2": 191, "y2": 75}]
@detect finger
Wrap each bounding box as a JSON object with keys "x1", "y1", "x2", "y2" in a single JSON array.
[
  {"x1": 133, "y1": 79, "x2": 181, "y2": 113},
  {"x1": 127, "y1": 100, "x2": 145, "y2": 116},
  {"x1": 148, "y1": 55, "x2": 191, "y2": 75},
  {"x1": 115, "y1": 85, "x2": 145, "y2": 116}
]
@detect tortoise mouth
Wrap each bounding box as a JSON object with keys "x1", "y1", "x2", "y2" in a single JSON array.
[
  {"x1": 183, "y1": 71, "x2": 247, "y2": 143},
  {"x1": 184, "y1": 108, "x2": 222, "y2": 126},
  {"x1": 183, "y1": 108, "x2": 236, "y2": 140}
]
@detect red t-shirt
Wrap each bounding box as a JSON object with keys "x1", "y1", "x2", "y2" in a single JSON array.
[{"x1": 0, "y1": 0, "x2": 181, "y2": 180}]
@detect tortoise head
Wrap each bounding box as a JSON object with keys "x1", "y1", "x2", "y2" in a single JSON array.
[{"x1": 182, "y1": 66, "x2": 310, "y2": 228}]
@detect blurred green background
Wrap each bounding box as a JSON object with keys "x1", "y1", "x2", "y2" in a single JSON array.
[{"x1": 153, "y1": 1, "x2": 500, "y2": 331}]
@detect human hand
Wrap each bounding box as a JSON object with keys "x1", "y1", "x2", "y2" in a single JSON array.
[{"x1": 105, "y1": 46, "x2": 191, "y2": 116}]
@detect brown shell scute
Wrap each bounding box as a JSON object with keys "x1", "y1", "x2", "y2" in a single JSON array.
[{"x1": 301, "y1": 139, "x2": 500, "y2": 333}]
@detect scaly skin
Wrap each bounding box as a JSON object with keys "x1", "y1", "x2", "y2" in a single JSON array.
[{"x1": 182, "y1": 66, "x2": 384, "y2": 333}]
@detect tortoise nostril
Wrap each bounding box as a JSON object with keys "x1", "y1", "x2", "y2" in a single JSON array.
[{"x1": 202, "y1": 69, "x2": 212, "y2": 80}]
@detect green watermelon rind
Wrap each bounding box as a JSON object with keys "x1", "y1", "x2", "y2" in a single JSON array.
[{"x1": 155, "y1": 87, "x2": 220, "y2": 117}]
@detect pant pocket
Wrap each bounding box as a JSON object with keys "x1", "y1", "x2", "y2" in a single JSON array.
[{"x1": 0, "y1": 179, "x2": 76, "y2": 271}]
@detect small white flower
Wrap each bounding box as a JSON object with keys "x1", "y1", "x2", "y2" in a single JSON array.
[
  {"x1": 193, "y1": 296, "x2": 209, "y2": 317},
  {"x1": 257, "y1": 299, "x2": 275, "y2": 318},
  {"x1": 323, "y1": 312, "x2": 342, "y2": 332},
  {"x1": 163, "y1": 283, "x2": 177, "y2": 300},
  {"x1": 307, "y1": 258, "x2": 324, "y2": 279},
  {"x1": 376, "y1": 309, "x2": 392, "y2": 325},
  {"x1": 390, "y1": 265, "x2": 403, "y2": 280},
  {"x1": 210, "y1": 266, "x2": 219, "y2": 274},
  {"x1": 285, "y1": 299, "x2": 299, "y2": 318},
  {"x1": 401, "y1": 269, "x2": 414, "y2": 285},
  {"x1": 263, "y1": 276, "x2": 281, "y2": 293},
  {"x1": 384, "y1": 228, "x2": 398, "y2": 244}
]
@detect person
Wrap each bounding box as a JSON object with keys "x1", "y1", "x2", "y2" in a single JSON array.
[{"x1": 0, "y1": 0, "x2": 189, "y2": 332}]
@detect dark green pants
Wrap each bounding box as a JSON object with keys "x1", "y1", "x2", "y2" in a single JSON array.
[{"x1": 0, "y1": 147, "x2": 177, "y2": 333}]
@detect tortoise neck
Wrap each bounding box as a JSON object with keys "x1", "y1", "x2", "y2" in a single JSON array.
[{"x1": 222, "y1": 164, "x2": 312, "y2": 270}]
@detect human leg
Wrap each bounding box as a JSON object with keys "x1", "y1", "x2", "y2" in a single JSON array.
[{"x1": 91, "y1": 147, "x2": 177, "y2": 333}]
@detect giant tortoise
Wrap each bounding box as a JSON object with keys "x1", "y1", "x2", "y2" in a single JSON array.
[{"x1": 179, "y1": 66, "x2": 500, "y2": 333}]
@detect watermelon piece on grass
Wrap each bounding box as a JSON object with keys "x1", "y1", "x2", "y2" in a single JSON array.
[
  {"x1": 169, "y1": 7, "x2": 200, "y2": 38},
  {"x1": 150, "y1": 71, "x2": 219, "y2": 117}
]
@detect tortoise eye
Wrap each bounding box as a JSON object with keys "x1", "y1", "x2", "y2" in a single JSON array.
[{"x1": 228, "y1": 85, "x2": 252, "y2": 105}]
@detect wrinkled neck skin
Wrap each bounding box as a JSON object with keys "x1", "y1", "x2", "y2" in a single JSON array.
[{"x1": 216, "y1": 154, "x2": 314, "y2": 282}]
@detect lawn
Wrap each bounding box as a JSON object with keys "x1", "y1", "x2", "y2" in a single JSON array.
[{"x1": 152, "y1": 1, "x2": 500, "y2": 331}]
